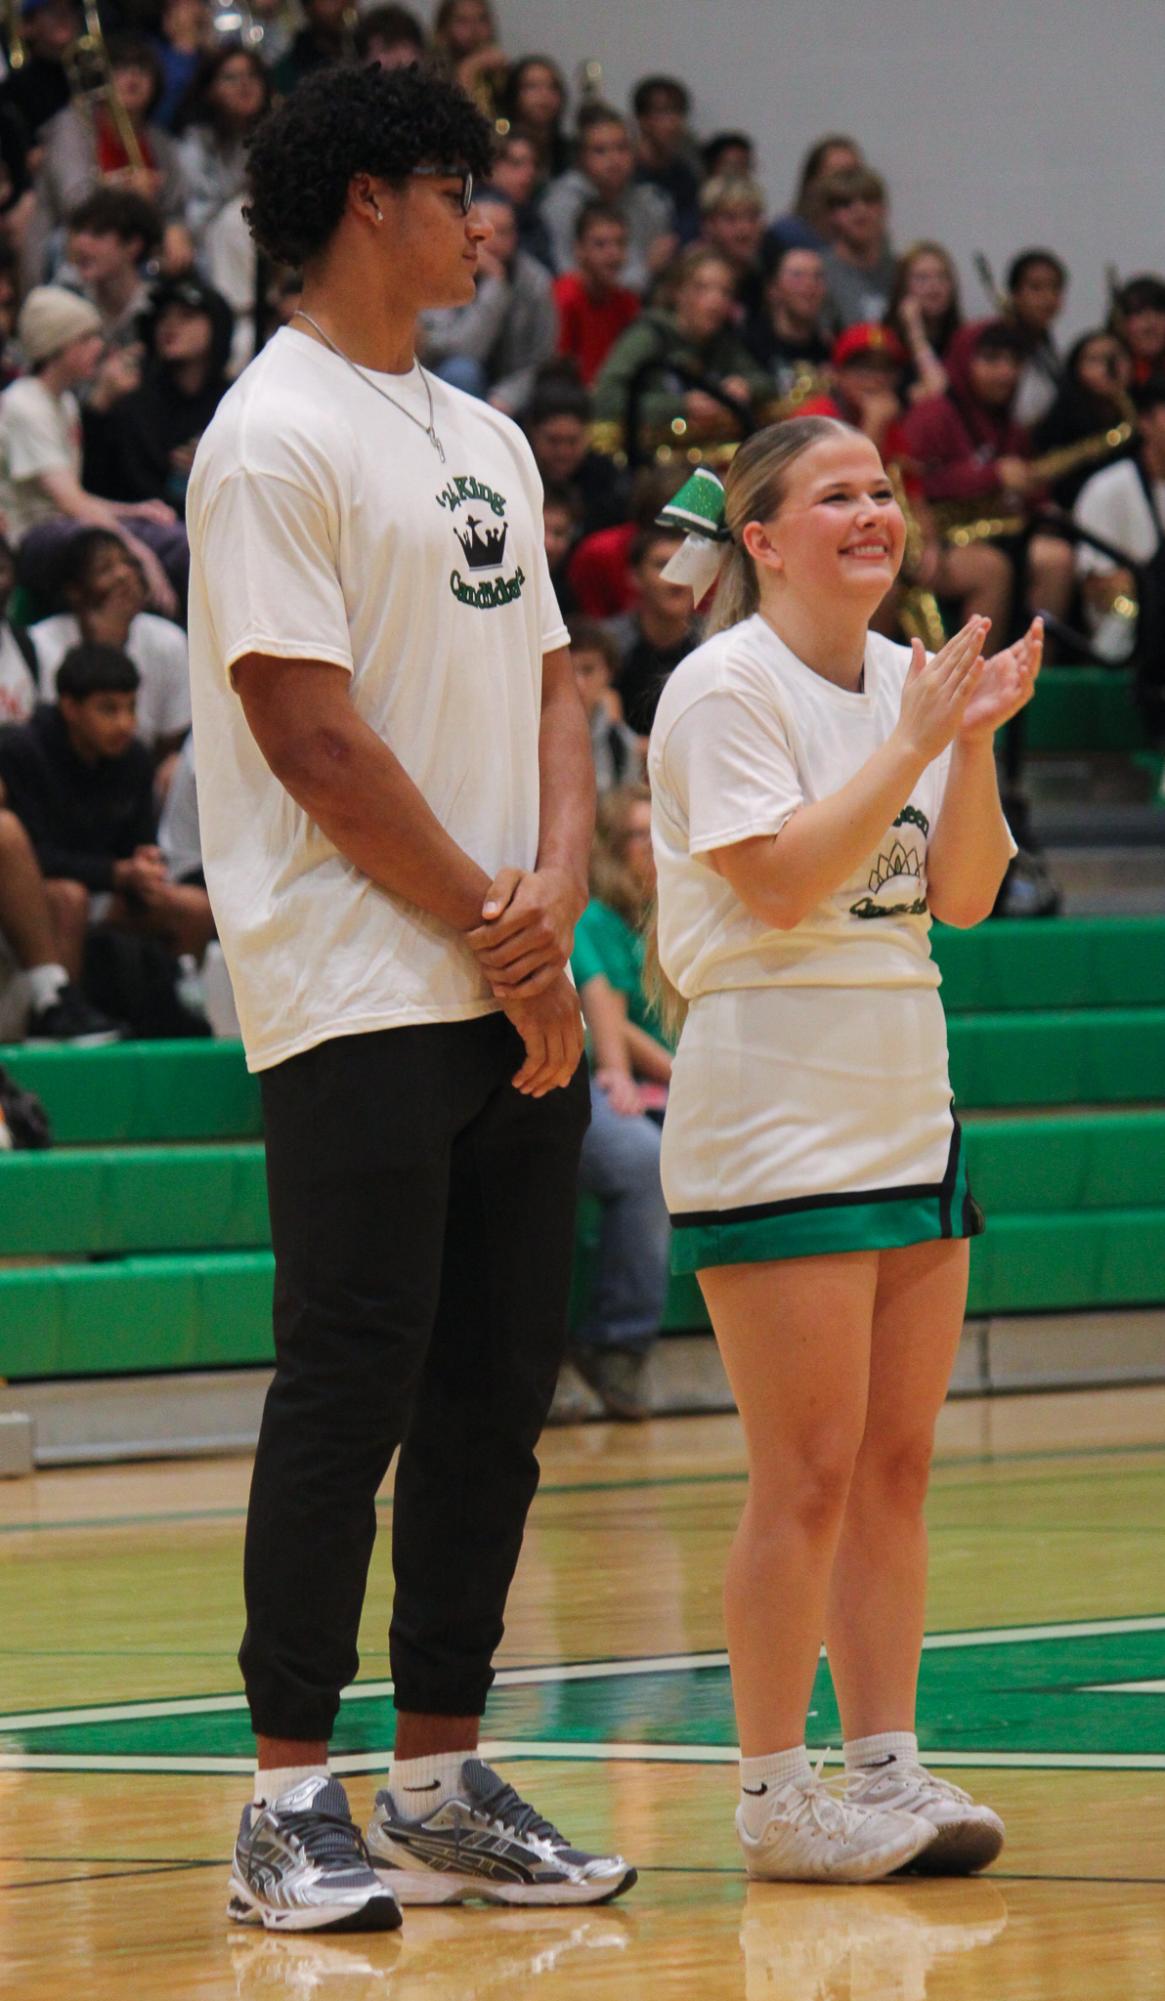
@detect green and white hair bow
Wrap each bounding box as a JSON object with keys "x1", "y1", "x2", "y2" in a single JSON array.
[{"x1": 657, "y1": 467, "x2": 732, "y2": 604}]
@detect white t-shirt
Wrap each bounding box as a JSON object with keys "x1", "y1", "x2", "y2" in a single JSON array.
[
  {"x1": 30, "y1": 610, "x2": 191, "y2": 749},
  {"x1": 0, "y1": 377, "x2": 82, "y2": 540},
  {"x1": 0, "y1": 624, "x2": 37, "y2": 724},
  {"x1": 649, "y1": 616, "x2": 963, "y2": 999},
  {"x1": 186, "y1": 326, "x2": 568, "y2": 1073},
  {"x1": 1073, "y1": 457, "x2": 1165, "y2": 576}
]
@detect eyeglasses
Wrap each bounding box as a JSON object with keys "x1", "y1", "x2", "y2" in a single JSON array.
[{"x1": 410, "y1": 165, "x2": 475, "y2": 213}]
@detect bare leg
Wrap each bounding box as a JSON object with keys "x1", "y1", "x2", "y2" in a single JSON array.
[
  {"x1": 43, "y1": 879, "x2": 91, "y2": 981},
  {"x1": 937, "y1": 543, "x2": 1014, "y2": 633},
  {"x1": 257, "y1": 1734, "x2": 328, "y2": 1772},
  {"x1": 823, "y1": 1238, "x2": 970, "y2": 1738},
  {"x1": 0, "y1": 810, "x2": 59, "y2": 968},
  {"x1": 1026, "y1": 534, "x2": 1075, "y2": 622},
  {"x1": 698, "y1": 1252, "x2": 877, "y2": 1755},
  {"x1": 393, "y1": 1713, "x2": 479, "y2": 1759}
]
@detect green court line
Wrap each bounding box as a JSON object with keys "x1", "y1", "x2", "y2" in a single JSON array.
[{"x1": 0, "y1": 1437, "x2": 1160, "y2": 1538}]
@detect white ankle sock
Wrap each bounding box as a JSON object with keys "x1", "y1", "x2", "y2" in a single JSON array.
[
  {"x1": 389, "y1": 1750, "x2": 469, "y2": 1813},
  {"x1": 738, "y1": 1745, "x2": 812, "y2": 1837},
  {"x1": 844, "y1": 1730, "x2": 919, "y2": 1773},
  {"x1": 26, "y1": 963, "x2": 68, "y2": 1011},
  {"x1": 253, "y1": 1763, "x2": 330, "y2": 1807}
]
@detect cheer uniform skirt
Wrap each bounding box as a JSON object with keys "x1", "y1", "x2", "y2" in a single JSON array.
[{"x1": 662, "y1": 984, "x2": 984, "y2": 1274}]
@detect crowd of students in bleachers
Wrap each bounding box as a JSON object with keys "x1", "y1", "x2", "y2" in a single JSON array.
[{"x1": 0, "y1": 0, "x2": 1162, "y2": 1391}]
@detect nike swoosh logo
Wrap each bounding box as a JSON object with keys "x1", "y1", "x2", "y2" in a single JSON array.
[
  {"x1": 862, "y1": 1755, "x2": 898, "y2": 1769},
  {"x1": 402, "y1": 1780, "x2": 443, "y2": 1792},
  {"x1": 741, "y1": 1783, "x2": 768, "y2": 1795}
]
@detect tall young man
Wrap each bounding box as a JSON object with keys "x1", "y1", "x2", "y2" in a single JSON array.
[{"x1": 186, "y1": 64, "x2": 633, "y2": 1934}]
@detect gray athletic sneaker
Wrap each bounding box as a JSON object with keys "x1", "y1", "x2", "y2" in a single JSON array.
[
  {"x1": 365, "y1": 1758, "x2": 637, "y2": 1906},
  {"x1": 228, "y1": 1775, "x2": 403, "y2": 1933}
]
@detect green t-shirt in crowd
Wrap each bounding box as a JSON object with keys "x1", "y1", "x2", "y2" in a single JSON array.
[{"x1": 571, "y1": 897, "x2": 668, "y2": 1044}]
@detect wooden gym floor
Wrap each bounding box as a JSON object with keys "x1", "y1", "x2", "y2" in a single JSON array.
[{"x1": 1, "y1": 1385, "x2": 1163, "y2": 1999}]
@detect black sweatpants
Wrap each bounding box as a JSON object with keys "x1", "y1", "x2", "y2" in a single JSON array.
[{"x1": 239, "y1": 1014, "x2": 590, "y2": 1742}]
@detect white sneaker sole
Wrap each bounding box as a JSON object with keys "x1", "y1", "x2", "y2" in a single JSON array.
[
  {"x1": 740, "y1": 1814, "x2": 936, "y2": 1884},
  {"x1": 371, "y1": 1863, "x2": 638, "y2": 1907},
  {"x1": 227, "y1": 1876, "x2": 402, "y2": 1933}
]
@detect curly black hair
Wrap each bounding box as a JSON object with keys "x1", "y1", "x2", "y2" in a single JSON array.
[{"x1": 244, "y1": 63, "x2": 495, "y2": 270}]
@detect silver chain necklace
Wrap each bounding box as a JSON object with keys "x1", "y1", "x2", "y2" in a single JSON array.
[{"x1": 292, "y1": 310, "x2": 446, "y2": 463}]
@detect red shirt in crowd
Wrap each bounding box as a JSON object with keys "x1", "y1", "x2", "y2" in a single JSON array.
[{"x1": 553, "y1": 274, "x2": 640, "y2": 387}]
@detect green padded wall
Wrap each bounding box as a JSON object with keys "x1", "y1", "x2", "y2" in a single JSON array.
[
  {"x1": 933, "y1": 918, "x2": 1165, "y2": 1013},
  {"x1": 0, "y1": 1041, "x2": 261, "y2": 1144},
  {"x1": 1024, "y1": 667, "x2": 1150, "y2": 754}
]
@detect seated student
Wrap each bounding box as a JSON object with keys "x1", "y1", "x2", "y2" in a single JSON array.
[
  {"x1": 568, "y1": 615, "x2": 641, "y2": 793},
  {"x1": 884, "y1": 240, "x2": 963, "y2": 402},
  {"x1": 353, "y1": 4, "x2": 426, "y2": 69},
  {"x1": 553, "y1": 201, "x2": 640, "y2": 387},
  {"x1": 0, "y1": 534, "x2": 42, "y2": 725},
  {"x1": 1006, "y1": 247, "x2": 1068, "y2": 429},
  {"x1": 818, "y1": 164, "x2": 896, "y2": 331},
  {"x1": 0, "y1": 803, "x2": 120, "y2": 1040},
  {"x1": 0, "y1": 288, "x2": 183, "y2": 615},
  {"x1": 605, "y1": 523, "x2": 700, "y2": 734},
  {"x1": 570, "y1": 782, "x2": 672, "y2": 1421},
  {"x1": 65, "y1": 187, "x2": 161, "y2": 346},
  {"x1": 172, "y1": 43, "x2": 272, "y2": 254},
  {"x1": 272, "y1": 0, "x2": 349, "y2": 95},
  {"x1": 487, "y1": 125, "x2": 555, "y2": 272},
  {"x1": 632, "y1": 74, "x2": 702, "y2": 242},
  {"x1": 524, "y1": 376, "x2": 629, "y2": 537},
  {"x1": 420, "y1": 188, "x2": 556, "y2": 414},
  {"x1": 542, "y1": 478, "x2": 581, "y2": 615},
  {"x1": 541, "y1": 102, "x2": 676, "y2": 294},
  {"x1": 895, "y1": 317, "x2": 1075, "y2": 628},
  {"x1": 566, "y1": 462, "x2": 687, "y2": 619},
  {"x1": 498, "y1": 54, "x2": 570, "y2": 185},
  {"x1": 29, "y1": 528, "x2": 191, "y2": 759},
  {"x1": 82, "y1": 274, "x2": 234, "y2": 518},
  {"x1": 0, "y1": 0, "x2": 76, "y2": 149},
  {"x1": 799, "y1": 321, "x2": 908, "y2": 453},
  {"x1": 697, "y1": 174, "x2": 768, "y2": 321},
  {"x1": 0, "y1": 643, "x2": 214, "y2": 971},
  {"x1": 1033, "y1": 328, "x2": 1134, "y2": 507},
  {"x1": 23, "y1": 33, "x2": 192, "y2": 290},
  {"x1": 743, "y1": 243, "x2": 832, "y2": 396},
  {"x1": 430, "y1": 0, "x2": 509, "y2": 118},
  {"x1": 152, "y1": 0, "x2": 214, "y2": 131},
  {"x1": 1074, "y1": 375, "x2": 1165, "y2": 664},
  {"x1": 593, "y1": 246, "x2": 773, "y2": 439},
  {"x1": 701, "y1": 131, "x2": 755, "y2": 182},
  {"x1": 764, "y1": 132, "x2": 863, "y2": 262},
  {"x1": 1113, "y1": 275, "x2": 1165, "y2": 388}
]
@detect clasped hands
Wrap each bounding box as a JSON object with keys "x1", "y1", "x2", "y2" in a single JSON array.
[{"x1": 464, "y1": 865, "x2": 586, "y2": 1098}]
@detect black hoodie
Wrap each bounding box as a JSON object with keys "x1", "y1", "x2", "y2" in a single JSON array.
[{"x1": 83, "y1": 282, "x2": 235, "y2": 517}]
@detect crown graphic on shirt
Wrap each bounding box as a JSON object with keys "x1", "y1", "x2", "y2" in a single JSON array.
[{"x1": 454, "y1": 513, "x2": 509, "y2": 570}]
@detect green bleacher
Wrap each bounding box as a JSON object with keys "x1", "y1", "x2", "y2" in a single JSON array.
[{"x1": 1, "y1": 914, "x2": 1164, "y2": 1383}]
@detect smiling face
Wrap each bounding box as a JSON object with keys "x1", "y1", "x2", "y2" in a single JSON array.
[{"x1": 744, "y1": 432, "x2": 905, "y2": 611}]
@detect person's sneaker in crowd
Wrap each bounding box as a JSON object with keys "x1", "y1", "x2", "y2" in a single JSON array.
[
  {"x1": 737, "y1": 1764, "x2": 935, "y2": 1883},
  {"x1": 845, "y1": 1761, "x2": 1005, "y2": 1874},
  {"x1": 228, "y1": 1775, "x2": 403, "y2": 1933},
  {"x1": 25, "y1": 981, "x2": 123, "y2": 1047},
  {"x1": 366, "y1": 1758, "x2": 637, "y2": 1905},
  {"x1": 570, "y1": 1344, "x2": 651, "y2": 1422}
]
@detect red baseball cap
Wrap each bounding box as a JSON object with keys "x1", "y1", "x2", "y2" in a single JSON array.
[{"x1": 832, "y1": 322, "x2": 908, "y2": 369}]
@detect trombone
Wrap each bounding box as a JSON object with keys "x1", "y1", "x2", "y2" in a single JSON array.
[{"x1": 64, "y1": 0, "x2": 147, "y2": 176}]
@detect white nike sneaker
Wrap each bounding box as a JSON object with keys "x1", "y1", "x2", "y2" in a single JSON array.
[
  {"x1": 844, "y1": 1762, "x2": 1005, "y2": 1874},
  {"x1": 736, "y1": 1760, "x2": 935, "y2": 1883}
]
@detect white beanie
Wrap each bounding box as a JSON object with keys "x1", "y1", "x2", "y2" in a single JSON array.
[{"x1": 17, "y1": 287, "x2": 103, "y2": 366}]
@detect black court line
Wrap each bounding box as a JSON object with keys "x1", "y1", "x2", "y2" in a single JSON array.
[{"x1": 2, "y1": 1860, "x2": 220, "y2": 1892}]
